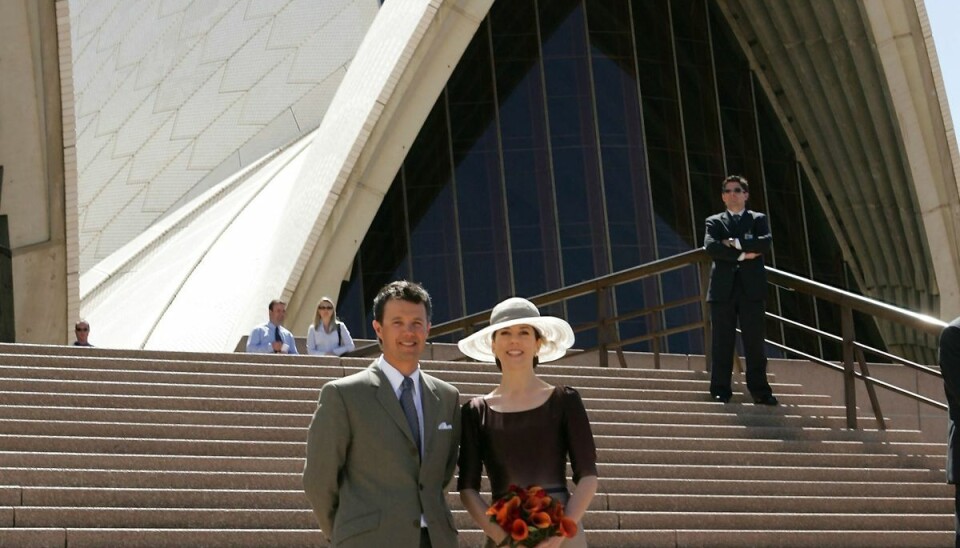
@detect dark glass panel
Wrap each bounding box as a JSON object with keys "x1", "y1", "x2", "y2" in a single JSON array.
[
  {"x1": 672, "y1": 0, "x2": 724, "y2": 231},
  {"x1": 337, "y1": 257, "x2": 369, "y2": 339},
  {"x1": 632, "y1": 0, "x2": 692, "y2": 255},
  {"x1": 449, "y1": 20, "x2": 512, "y2": 312},
  {"x1": 586, "y1": 0, "x2": 656, "y2": 350},
  {"x1": 406, "y1": 103, "x2": 462, "y2": 326},
  {"x1": 540, "y1": 0, "x2": 606, "y2": 347},
  {"x1": 491, "y1": 0, "x2": 562, "y2": 299}
]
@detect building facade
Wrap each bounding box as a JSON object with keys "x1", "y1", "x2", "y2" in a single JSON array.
[{"x1": 5, "y1": 0, "x2": 957, "y2": 357}]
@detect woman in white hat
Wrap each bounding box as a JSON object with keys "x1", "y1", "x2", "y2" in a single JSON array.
[{"x1": 456, "y1": 297, "x2": 597, "y2": 547}]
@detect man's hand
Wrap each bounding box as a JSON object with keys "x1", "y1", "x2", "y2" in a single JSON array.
[
  {"x1": 721, "y1": 238, "x2": 737, "y2": 248},
  {"x1": 271, "y1": 340, "x2": 283, "y2": 352},
  {"x1": 743, "y1": 252, "x2": 762, "y2": 260}
]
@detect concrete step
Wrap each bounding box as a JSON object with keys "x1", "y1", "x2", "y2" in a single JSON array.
[
  {"x1": 0, "y1": 405, "x2": 311, "y2": 428},
  {"x1": 2, "y1": 431, "x2": 937, "y2": 459},
  {"x1": 0, "y1": 345, "x2": 951, "y2": 545},
  {"x1": 2, "y1": 464, "x2": 944, "y2": 491},
  {"x1": 0, "y1": 416, "x2": 927, "y2": 445},
  {"x1": 0, "y1": 527, "x2": 327, "y2": 548},
  {"x1": 595, "y1": 435, "x2": 943, "y2": 455},
  {"x1": 0, "y1": 391, "x2": 313, "y2": 414},
  {"x1": 597, "y1": 463, "x2": 944, "y2": 483},
  {"x1": 16, "y1": 506, "x2": 949, "y2": 531},
  {"x1": 1, "y1": 527, "x2": 952, "y2": 548},
  {"x1": 0, "y1": 378, "x2": 320, "y2": 401},
  {"x1": 0, "y1": 403, "x2": 869, "y2": 430},
  {"x1": 2, "y1": 468, "x2": 302, "y2": 489},
  {"x1": 602, "y1": 493, "x2": 952, "y2": 513},
  {"x1": 0, "y1": 435, "x2": 304, "y2": 457},
  {"x1": 0, "y1": 446, "x2": 941, "y2": 475},
  {"x1": 591, "y1": 478, "x2": 954, "y2": 497},
  {"x1": 557, "y1": 529, "x2": 955, "y2": 548},
  {"x1": 17, "y1": 487, "x2": 311, "y2": 509},
  {"x1": 0, "y1": 453, "x2": 302, "y2": 473},
  {"x1": 614, "y1": 511, "x2": 952, "y2": 530},
  {"x1": 596, "y1": 448, "x2": 942, "y2": 468},
  {"x1": 0, "y1": 419, "x2": 307, "y2": 442}
]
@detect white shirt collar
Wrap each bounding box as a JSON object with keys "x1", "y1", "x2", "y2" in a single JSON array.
[
  {"x1": 726, "y1": 208, "x2": 746, "y2": 216},
  {"x1": 377, "y1": 355, "x2": 421, "y2": 397}
]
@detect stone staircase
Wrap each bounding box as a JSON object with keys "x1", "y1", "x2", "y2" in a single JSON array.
[{"x1": 0, "y1": 343, "x2": 953, "y2": 547}]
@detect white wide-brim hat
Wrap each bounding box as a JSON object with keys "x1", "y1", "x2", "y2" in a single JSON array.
[{"x1": 457, "y1": 297, "x2": 575, "y2": 363}]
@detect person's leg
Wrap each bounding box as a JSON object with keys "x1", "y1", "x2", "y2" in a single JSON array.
[
  {"x1": 710, "y1": 300, "x2": 737, "y2": 401},
  {"x1": 739, "y1": 298, "x2": 773, "y2": 400}
]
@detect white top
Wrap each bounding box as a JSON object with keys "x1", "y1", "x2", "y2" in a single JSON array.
[{"x1": 306, "y1": 321, "x2": 355, "y2": 356}]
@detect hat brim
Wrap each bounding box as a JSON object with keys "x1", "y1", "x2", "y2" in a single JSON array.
[{"x1": 457, "y1": 316, "x2": 574, "y2": 363}]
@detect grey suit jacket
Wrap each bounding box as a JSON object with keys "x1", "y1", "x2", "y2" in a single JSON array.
[{"x1": 303, "y1": 360, "x2": 461, "y2": 547}]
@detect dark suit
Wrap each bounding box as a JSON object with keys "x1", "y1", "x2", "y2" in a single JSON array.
[
  {"x1": 704, "y1": 209, "x2": 773, "y2": 400},
  {"x1": 940, "y1": 317, "x2": 960, "y2": 546},
  {"x1": 303, "y1": 360, "x2": 461, "y2": 548}
]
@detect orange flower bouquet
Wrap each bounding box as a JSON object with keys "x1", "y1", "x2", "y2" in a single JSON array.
[{"x1": 486, "y1": 484, "x2": 577, "y2": 547}]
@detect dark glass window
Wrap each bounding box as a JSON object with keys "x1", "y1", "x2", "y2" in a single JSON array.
[{"x1": 337, "y1": 0, "x2": 879, "y2": 359}]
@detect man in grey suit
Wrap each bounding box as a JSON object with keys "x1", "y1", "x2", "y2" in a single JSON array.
[{"x1": 303, "y1": 281, "x2": 461, "y2": 548}]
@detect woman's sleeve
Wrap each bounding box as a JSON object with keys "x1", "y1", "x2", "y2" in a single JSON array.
[
  {"x1": 456, "y1": 399, "x2": 483, "y2": 491},
  {"x1": 306, "y1": 326, "x2": 319, "y2": 355},
  {"x1": 333, "y1": 322, "x2": 356, "y2": 355},
  {"x1": 561, "y1": 386, "x2": 598, "y2": 483}
]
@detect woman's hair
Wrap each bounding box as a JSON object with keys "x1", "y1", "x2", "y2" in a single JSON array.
[
  {"x1": 492, "y1": 326, "x2": 542, "y2": 371},
  {"x1": 313, "y1": 297, "x2": 339, "y2": 333}
]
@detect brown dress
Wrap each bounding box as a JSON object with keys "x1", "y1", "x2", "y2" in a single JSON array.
[{"x1": 457, "y1": 386, "x2": 598, "y2": 547}]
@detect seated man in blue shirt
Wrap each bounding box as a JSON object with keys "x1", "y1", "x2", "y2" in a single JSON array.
[{"x1": 247, "y1": 300, "x2": 299, "y2": 354}]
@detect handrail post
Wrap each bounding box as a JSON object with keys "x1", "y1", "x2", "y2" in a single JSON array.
[
  {"x1": 841, "y1": 305, "x2": 858, "y2": 429},
  {"x1": 699, "y1": 260, "x2": 712, "y2": 373},
  {"x1": 597, "y1": 286, "x2": 608, "y2": 367}
]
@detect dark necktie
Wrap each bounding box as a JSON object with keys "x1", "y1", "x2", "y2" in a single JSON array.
[
  {"x1": 274, "y1": 326, "x2": 282, "y2": 353},
  {"x1": 399, "y1": 376, "x2": 422, "y2": 455},
  {"x1": 732, "y1": 213, "x2": 741, "y2": 224}
]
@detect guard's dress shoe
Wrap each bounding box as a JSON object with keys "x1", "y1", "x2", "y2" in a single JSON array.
[
  {"x1": 753, "y1": 394, "x2": 779, "y2": 406},
  {"x1": 711, "y1": 394, "x2": 731, "y2": 403}
]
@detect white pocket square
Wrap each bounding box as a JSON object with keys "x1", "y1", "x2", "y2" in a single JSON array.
[{"x1": 438, "y1": 422, "x2": 453, "y2": 430}]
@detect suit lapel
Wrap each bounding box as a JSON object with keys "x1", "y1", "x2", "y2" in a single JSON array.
[{"x1": 371, "y1": 364, "x2": 418, "y2": 449}]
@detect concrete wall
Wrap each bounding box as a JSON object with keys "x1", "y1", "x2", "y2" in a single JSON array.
[{"x1": 0, "y1": 0, "x2": 70, "y2": 343}]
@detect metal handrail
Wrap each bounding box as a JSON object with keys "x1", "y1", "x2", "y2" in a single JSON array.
[{"x1": 427, "y1": 248, "x2": 949, "y2": 429}]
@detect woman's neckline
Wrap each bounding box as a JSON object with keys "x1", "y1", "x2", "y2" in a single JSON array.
[{"x1": 484, "y1": 386, "x2": 557, "y2": 414}]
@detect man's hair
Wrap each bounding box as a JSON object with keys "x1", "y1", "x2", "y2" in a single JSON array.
[
  {"x1": 372, "y1": 281, "x2": 432, "y2": 323},
  {"x1": 268, "y1": 300, "x2": 286, "y2": 312},
  {"x1": 722, "y1": 174, "x2": 749, "y2": 193},
  {"x1": 74, "y1": 320, "x2": 89, "y2": 330}
]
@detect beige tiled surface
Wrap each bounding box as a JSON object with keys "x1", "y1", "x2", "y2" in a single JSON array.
[{"x1": 70, "y1": 0, "x2": 378, "y2": 271}]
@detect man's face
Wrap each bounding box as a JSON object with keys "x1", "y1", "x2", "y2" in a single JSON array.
[
  {"x1": 75, "y1": 323, "x2": 90, "y2": 344},
  {"x1": 269, "y1": 303, "x2": 287, "y2": 326},
  {"x1": 721, "y1": 181, "x2": 747, "y2": 212},
  {"x1": 373, "y1": 299, "x2": 430, "y2": 372}
]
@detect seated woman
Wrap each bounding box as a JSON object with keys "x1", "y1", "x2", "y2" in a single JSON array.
[
  {"x1": 305, "y1": 297, "x2": 356, "y2": 356},
  {"x1": 457, "y1": 297, "x2": 598, "y2": 548}
]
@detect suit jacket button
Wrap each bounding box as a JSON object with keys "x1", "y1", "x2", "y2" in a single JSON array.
[{"x1": 419, "y1": 483, "x2": 424, "y2": 490}]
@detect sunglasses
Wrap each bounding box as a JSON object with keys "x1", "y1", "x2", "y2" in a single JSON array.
[
  {"x1": 76, "y1": 327, "x2": 89, "y2": 331},
  {"x1": 318, "y1": 306, "x2": 333, "y2": 310},
  {"x1": 723, "y1": 188, "x2": 744, "y2": 194}
]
